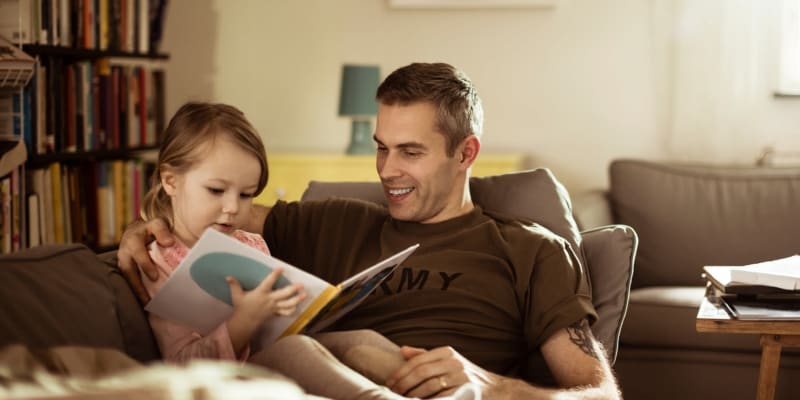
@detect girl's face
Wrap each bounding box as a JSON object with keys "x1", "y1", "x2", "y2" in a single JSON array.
[{"x1": 161, "y1": 136, "x2": 262, "y2": 247}]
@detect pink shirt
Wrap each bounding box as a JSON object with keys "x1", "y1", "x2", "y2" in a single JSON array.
[{"x1": 143, "y1": 230, "x2": 270, "y2": 363}]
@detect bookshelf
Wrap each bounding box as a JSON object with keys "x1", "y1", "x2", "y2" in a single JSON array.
[{"x1": 0, "y1": 0, "x2": 169, "y2": 253}]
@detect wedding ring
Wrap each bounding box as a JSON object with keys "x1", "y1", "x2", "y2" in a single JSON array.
[{"x1": 439, "y1": 376, "x2": 448, "y2": 390}]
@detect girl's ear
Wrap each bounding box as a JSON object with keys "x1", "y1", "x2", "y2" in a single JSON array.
[{"x1": 161, "y1": 169, "x2": 179, "y2": 196}]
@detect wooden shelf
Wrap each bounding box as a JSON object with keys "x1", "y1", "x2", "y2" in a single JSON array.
[
  {"x1": 27, "y1": 145, "x2": 159, "y2": 167},
  {"x1": 22, "y1": 45, "x2": 169, "y2": 60}
]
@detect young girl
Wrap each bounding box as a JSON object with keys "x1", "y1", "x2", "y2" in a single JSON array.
[{"x1": 139, "y1": 102, "x2": 478, "y2": 400}]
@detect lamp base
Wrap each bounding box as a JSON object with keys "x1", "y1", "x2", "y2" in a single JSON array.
[{"x1": 346, "y1": 120, "x2": 375, "y2": 155}]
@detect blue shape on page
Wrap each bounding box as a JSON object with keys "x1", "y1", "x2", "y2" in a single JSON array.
[{"x1": 189, "y1": 252, "x2": 292, "y2": 306}]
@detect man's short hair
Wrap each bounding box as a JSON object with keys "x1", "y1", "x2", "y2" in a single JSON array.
[{"x1": 376, "y1": 63, "x2": 484, "y2": 157}]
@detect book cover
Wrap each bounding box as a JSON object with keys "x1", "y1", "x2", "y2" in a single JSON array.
[
  {"x1": 723, "y1": 297, "x2": 800, "y2": 321},
  {"x1": 146, "y1": 229, "x2": 418, "y2": 351},
  {"x1": 27, "y1": 192, "x2": 40, "y2": 247}
]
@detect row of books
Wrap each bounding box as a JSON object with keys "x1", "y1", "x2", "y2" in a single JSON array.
[
  {"x1": 11, "y1": 57, "x2": 165, "y2": 156},
  {"x1": 0, "y1": 0, "x2": 168, "y2": 54},
  {"x1": 0, "y1": 165, "x2": 23, "y2": 254},
  {"x1": 703, "y1": 255, "x2": 800, "y2": 320},
  {"x1": 0, "y1": 158, "x2": 155, "y2": 253}
]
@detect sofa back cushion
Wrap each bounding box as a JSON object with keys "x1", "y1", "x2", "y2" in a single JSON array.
[
  {"x1": 609, "y1": 159, "x2": 800, "y2": 288},
  {"x1": 0, "y1": 244, "x2": 160, "y2": 362},
  {"x1": 302, "y1": 169, "x2": 584, "y2": 258}
]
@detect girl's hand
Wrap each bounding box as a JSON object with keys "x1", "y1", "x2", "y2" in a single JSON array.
[
  {"x1": 229, "y1": 268, "x2": 307, "y2": 322},
  {"x1": 225, "y1": 268, "x2": 307, "y2": 353}
]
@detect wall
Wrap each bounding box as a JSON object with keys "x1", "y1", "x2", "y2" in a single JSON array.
[{"x1": 162, "y1": 0, "x2": 800, "y2": 194}]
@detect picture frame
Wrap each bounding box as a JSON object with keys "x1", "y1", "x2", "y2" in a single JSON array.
[{"x1": 387, "y1": 0, "x2": 556, "y2": 9}]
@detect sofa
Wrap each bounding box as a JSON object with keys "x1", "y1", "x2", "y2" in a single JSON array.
[
  {"x1": 572, "y1": 159, "x2": 800, "y2": 400},
  {"x1": 0, "y1": 169, "x2": 636, "y2": 397}
]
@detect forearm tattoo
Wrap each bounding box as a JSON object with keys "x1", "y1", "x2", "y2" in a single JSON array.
[{"x1": 567, "y1": 319, "x2": 599, "y2": 360}]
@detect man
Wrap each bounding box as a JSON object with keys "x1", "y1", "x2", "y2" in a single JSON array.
[{"x1": 119, "y1": 63, "x2": 621, "y2": 399}]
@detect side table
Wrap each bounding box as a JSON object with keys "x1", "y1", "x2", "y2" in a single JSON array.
[{"x1": 696, "y1": 297, "x2": 800, "y2": 400}]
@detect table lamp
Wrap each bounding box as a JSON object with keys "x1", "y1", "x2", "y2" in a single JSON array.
[{"x1": 339, "y1": 65, "x2": 380, "y2": 154}]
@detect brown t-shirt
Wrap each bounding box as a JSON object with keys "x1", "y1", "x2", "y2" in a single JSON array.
[{"x1": 263, "y1": 199, "x2": 596, "y2": 377}]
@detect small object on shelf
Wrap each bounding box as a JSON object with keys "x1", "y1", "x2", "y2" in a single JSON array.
[
  {"x1": 0, "y1": 137, "x2": 26, "y2": 177},
  {"x1": 0, "y1": 35, "x2": 35, "y2": 90}
]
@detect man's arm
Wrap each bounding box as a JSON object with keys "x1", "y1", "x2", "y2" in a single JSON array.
[
  {"x1": 117, "y1": 204, "x2": 272, "y2": 303},
  {"x1": 386, "y1": 319, "x2": 621, "y2": 400}
]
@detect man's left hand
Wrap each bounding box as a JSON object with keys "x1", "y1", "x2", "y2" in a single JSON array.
[{"x1": 385, "y1": 345, "x2": 497, "y2": 398}]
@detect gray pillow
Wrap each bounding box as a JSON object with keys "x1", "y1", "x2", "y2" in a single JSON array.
[{"x1": 580, "y1": 225, "x2": 637, "y2": 364}]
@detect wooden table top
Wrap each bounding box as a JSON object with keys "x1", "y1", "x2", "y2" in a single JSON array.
[{"x1": 696, "y1": 297, "x2": 800, "y2": 335}]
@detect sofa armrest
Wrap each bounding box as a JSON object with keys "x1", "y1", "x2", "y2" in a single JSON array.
[{"x1": 572, "y1": 189, "x2": 614, "y2": 230}]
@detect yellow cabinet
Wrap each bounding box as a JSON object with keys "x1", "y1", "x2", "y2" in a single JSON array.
[{"x1": 255, "y1": 153, "x2": 527, "y2": 205}]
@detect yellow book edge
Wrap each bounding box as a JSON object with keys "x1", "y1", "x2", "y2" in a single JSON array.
[{"x1": 279, "y1": 285, "x2": 341, "y2": 338}]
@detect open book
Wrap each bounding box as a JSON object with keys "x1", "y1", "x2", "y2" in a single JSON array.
[{"x1": 145, "y1": 229, "x2": 419, "y2": 351}]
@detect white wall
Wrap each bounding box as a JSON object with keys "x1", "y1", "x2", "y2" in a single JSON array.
[{"x1": 164, "y1": 0, "x2": 800, "y2": 194}]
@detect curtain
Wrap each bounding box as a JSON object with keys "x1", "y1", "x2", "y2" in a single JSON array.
[{"x1": 667, "y1": 0, "x2": 782, "y2": 163}]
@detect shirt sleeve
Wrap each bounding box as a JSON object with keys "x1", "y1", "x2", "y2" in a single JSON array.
[
  {"x1": 524, "y1": 235, "x2": 596, "y2": 348},
  {"x1": 145, "y1": 243, "x2": 249, "y2": 363}
]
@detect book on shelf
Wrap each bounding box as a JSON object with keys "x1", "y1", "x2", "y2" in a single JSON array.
[{"x1": 145, "y1": 229, "x2": 419, "y2": 351}]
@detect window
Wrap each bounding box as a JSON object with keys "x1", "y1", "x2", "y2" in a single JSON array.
[{"x1": 778, "y1": 0, "x2": 800, "y2": 94}]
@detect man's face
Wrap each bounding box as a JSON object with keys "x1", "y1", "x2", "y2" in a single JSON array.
[{"x1": 374, "y1": 101, "x2": 471, "y2": 224}]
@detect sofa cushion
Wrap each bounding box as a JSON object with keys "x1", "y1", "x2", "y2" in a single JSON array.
[
  {"x1": 609, "y1": 159, "x2": 800, "y2": 288},
  {"x1": 622, "y1": 287, "x2": 762, "y2": 352},
  {"x1": 0, "y1": 244, "x2": 160, "y2": 362}
]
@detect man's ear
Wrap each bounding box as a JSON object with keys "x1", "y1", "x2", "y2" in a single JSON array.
[
  {"x1": 160, "y1": 168, "x2": 178, "y2": 196},
  {"x1": 458, "y1": 135, "x2": 481, "y2": 169}
]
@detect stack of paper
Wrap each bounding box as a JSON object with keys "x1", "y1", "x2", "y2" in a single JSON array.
[
  {"x1": 728, "y1": 255, "x2": 800, "y2": 291},
  {"x1": 702, "y1": 255, "x2": 800, "y2": 320}
]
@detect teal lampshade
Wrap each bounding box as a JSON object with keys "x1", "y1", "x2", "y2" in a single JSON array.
[{"x1": 338, "y1": 65, "x2": 380, "y2": 117}]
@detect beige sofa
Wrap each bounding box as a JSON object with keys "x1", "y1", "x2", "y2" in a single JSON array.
[
  {"x1": 573, "y1": 159, "x2": 800, "y2": 400},
  {"x1": 0, "y1": 169, "x2": 636, "y2": 397}
]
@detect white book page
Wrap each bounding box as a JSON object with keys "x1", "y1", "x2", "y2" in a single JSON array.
[
  {"x1": 728, "y1": 255, "x2": 800, "y2": 290},
  {"x1": 145, "y1": 229, "x2": 330, "y2": 343}
]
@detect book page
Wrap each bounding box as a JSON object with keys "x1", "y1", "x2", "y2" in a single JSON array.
[
  {"x1": 302, "y1": 244, "x2": 420, "y2": 334},
  {"x1": 145, "y1": 229, "x2": 331, "y2": 343},
  {"x1": 728, "y1": 255, "x2": 800, "y2": 291}
]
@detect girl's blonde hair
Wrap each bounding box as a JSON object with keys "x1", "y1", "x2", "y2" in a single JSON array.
[{"x1": 140, "y1": 102, "x2": 268, "y2": 228}]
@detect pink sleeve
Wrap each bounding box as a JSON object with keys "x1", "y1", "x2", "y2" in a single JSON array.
[
  {"x1": 145, "y1": 243, "x2": 250, "y2": 363},
  {"x1": 232, "y1": 230, "x2": 270, "y2": 255}
]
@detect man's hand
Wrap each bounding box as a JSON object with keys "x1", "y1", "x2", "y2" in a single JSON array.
[
  {"x1": 385, "y1": 319, "x2": 621, "y2": 400},
  {"x1": 385, "y1": 345, "x2": 497, "y2": 398},
  {"x1": 117, "y1": 218, "x2": 175, "y2": 304}
]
